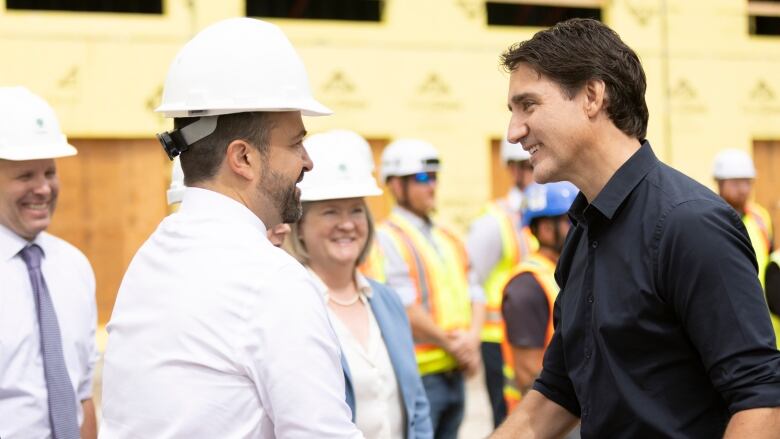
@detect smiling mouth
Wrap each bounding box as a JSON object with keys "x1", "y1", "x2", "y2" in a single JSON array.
[{"x1": 528, "y1": 144, "x2": 541, "y2": 155}]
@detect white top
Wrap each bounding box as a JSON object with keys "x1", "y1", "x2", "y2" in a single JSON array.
[
  {"x1": 0, "y1": 224, "x2": 97, "y2": 439},
  {"x1": 376, "y1": 206, "x2": 485, "y2": 306},
  {"x1": 310, "y1": 271, "x2": 405, "y2": 439},
  {"x1": 100, "y1": 188, "x2": 362, "y2": 439}
]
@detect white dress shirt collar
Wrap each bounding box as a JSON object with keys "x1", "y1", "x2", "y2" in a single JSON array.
[
  {"x1": 178, "y1": 186, "x2": 268, "y2": 236},
  {"x1": 0, "y1": 223, "x2": 49, "y2": 262}
]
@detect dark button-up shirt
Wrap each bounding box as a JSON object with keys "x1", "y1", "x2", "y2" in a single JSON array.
[{"x1": 534, "y1": 141, "x2": 780, "y2": 438}]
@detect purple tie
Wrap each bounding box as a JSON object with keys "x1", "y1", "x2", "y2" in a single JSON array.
[{"x1": 19, "y1": 244, "x2": 80, "y2": 439}]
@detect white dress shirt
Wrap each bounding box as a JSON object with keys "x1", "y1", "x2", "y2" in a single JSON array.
[
  {"x1": 376, "y1": 206, "x2": 485, "y2": 306},
  {"x1": 100, "y1": 188, "x2": 362, "y2": 439},
  {"x1": 0, "y1": 224, "x2": 97, "y2": 439},
  {"x1": 310, "y1": 271, "x2": 405, "y2": 439}
]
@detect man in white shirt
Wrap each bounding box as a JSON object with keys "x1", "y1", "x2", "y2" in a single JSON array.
[
  {"x1": 0, "y1": 86, "x2": 98, "y2": 439},
  {"x1": 100, "y1": 18, "x2": 363, "y2": 438}
]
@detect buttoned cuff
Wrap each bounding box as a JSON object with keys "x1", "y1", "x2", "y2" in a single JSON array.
[{"x1": 533, "y1": 374, "x2": 581, "y2": 418}]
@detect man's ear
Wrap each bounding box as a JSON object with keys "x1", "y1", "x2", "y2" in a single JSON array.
[
  {"x1": 225, "y1": 140, "x2": 259, "y2": 181},
  {"x1": 583, "y1": 78, "x2": 607, "y2": 118}
]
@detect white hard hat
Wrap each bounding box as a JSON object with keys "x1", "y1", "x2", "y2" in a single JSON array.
[
  {"x1": 299, "y1": 130, "x2": 382, "y2": 202},
  {"x1": 500, "y1": 137, "x2": 530, "y2": 163},
  {"x1": 167, "y1": 156, "x2": 185, "y2": 205},
  {"x1": 155, "y1": 17, "x2": 331, "y2": 118},
  {"x1": 379, "y1": 138, "x2": 440, "y2": 182},
  {"x1": 713, "y1": 149, "x2": 756, "y2": 179},
  {"x1": 0, "y1": 87, "x2": 77, "y2": 161}
]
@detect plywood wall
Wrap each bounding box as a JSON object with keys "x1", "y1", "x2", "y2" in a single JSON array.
[{"x1": 50, "y1": 139, "x2": 170, "y2": 324}]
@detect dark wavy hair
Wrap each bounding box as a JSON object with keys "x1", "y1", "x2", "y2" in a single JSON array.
[{"x1": 501, "y1": 18, "x2": 649, "y2": 139}]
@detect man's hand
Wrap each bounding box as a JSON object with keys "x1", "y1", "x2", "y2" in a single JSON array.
[{"x1": 446, "y1": 330, "x2": 482, "y2": 377}]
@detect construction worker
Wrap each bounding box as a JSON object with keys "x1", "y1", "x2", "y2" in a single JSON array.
[
  {"x1": 493, "y1": 18, "x2": 780, "y2": 438},
  {"x1": 285, "y1": 129, "x2": 433, "y2": 438},
  {"x1": 167, "y1": 156, "x2": 291, "y2": 247},
  {"x1": 466, "y1": 137, "x2": 537, "y2": 427},
  {"x1": 713, "y1": 149, "x2": 774, "y2": 286},
  {"x1": 0, "y1": 87, "x2": 97, "y2": 439},
  {"x1": 500, "y1": 182, "x2": 576, "y2": 416},
  {"x1": 367, "y1": 138, "x2": 484, "y2": 439},
  {"x1": 713, "y1": 149, "x2": 780, "y2": 347},
  {"x1": 101, "y1": 18, "x2": 363, "y2": 438}
]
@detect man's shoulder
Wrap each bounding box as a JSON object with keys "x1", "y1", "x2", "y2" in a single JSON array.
[
  {"x1": 38, "y1": 231, "x2": 92, "y2": 269},
  {"x1": 643, "y1": 162, "x2": 728, "y2": 214}
]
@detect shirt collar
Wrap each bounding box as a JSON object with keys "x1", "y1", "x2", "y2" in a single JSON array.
[
  {"x1": 569, "y1": 140, "x2": 658, "y2": 226},
  {"x1": 0, "y1": 223, "x2": 46, "y2": 262},
  {"x1": 307, "y1": 267, "x2": 374, "y2": 299},
  {"x1": 178, "y1": 187, "x2": 267, "y2": 236}
]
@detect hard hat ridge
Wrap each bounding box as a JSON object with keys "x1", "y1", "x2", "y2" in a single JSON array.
[
  {"x1": 298, "y1": 129, "x2": 382, "y2": 202},
  {"x1": 0, "y1": 86, "x2": 77, "y2": 161}
]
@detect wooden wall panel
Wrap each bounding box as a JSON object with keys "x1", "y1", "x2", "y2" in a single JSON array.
[
  {"x1": 365, "y1": 138, "x2": 391, "y2": 222},
  {"x1": 491, "y1": 138, "x2": 511, "y2": 200},
  {"x1": 753, "y1": 140, "x2": 780, "y2": 250},
  {"x1": 50, "y1": 139, "x2": 170, "y2": 325}
]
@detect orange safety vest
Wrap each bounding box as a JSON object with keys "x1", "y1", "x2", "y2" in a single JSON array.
[
  {"x1": 372, "y1": 211, "x2": 473, "y2": 375},
  {"x1": 743, "y1": 202, "x2": 773, "y2": 288},
  {"x1": 480, "y1": 200, "x2": 538, "y2": 343},
  {"x1": 500, "y1": 253, "x2": 558, "y2": 412}
]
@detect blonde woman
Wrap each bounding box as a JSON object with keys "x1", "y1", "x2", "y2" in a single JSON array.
[{"x1": 287, "y1": 130, "x2": 432, "y2": 439}]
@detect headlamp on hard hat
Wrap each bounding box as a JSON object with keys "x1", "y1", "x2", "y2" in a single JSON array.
[{"x1": 156, "y1": 116, "x2": 218, "y2": 160}]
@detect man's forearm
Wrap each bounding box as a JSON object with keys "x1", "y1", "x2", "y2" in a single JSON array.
[
  {"x1": 491, "y1": 390, "x2": 578, "y2": 439},
  {"x1": 470, "y1": 301, "x2": 486, "y2": 338},
  {"x1": 81, "y1": 398, "x2": 97, "y2": 439},
  {"x1": 724, "y1": 407, "x2": 780, "y2": 438},
  {"x1": 406, "y1": 304, "x2": 450, "y2": 348}
]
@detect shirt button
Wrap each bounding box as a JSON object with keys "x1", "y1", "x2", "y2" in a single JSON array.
[
  {"x1": 585, "y1": 350, "x2": 592, "y2": 360},
  {"x1": 587, "y1": 295, "x2": 594, "y2": 304},
  {"x1": 582, "y1": 408, "x2": 589, "y2": 418},
  {"x1": 591, "y1": 240, "x2": 598, "y2": 249}
]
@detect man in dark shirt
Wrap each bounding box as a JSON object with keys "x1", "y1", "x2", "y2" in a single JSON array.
[{"x1": 492, "y1": 18, "x2": 780, "y2": 439}]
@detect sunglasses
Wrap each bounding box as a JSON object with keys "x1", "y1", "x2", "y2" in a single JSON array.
[{"x1": 409, "y1": 172, "x2": 437, "y2": 184}]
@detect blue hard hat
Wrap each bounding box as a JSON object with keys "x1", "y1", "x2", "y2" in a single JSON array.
[{"x1": 521, "y1": 182, "x2": 579, "y2": 227}]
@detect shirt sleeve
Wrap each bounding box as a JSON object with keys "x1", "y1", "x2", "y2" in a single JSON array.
[
  {"x1": 502, "y1": 273, "x2": 550, "y2": 349},
  {"x1": 76, "y1": 251, "x2": 97, "y2": 402},
  {"x1": 466, "y1": 214, "x2": 503, "y2": 286},
  {"x1": 657, "y1": 199, "x2": 780, "y2": 413},
  {"x1": 468, "y1": 269, "x2": 486, "y2": 303},
  {"x1": 249, "y1": 264, "x2": 363, "y2": 438},
  {"x1": 532, "y1": 290, "x2": 581, "y2": 417},
  {"x1": 376, "y1": 229, "x2": 418, "y2": 306}
]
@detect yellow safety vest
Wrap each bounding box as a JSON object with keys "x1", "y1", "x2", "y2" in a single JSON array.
[
  {"x1": 480, "y1": 200, "x2": 538, "y2": 343},
  {"x1": 743, "y1": 202, "x2": 773, "y2": 288},
  {"x1": 376, "y1": 211, "x2": 473, "y2": 376},
  {"x1": 768, "y1": 251, "x2": 780, "y2": 349},
  {"x1": 500, "y1": 253, "x2": 558, "y2": 412},
  {"x1": 358, "y1": 239, "x2": 386, "y2": 283}
]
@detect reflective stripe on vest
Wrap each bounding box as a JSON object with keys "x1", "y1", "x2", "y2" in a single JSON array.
[
  {"x1": 500, "y1": 253, "x2": 558, "y2": 412},
  {"x1": 744, "y1": 202, "x2": 773, "y2": 288},
  {"x1": 379, "y1": 212, "x2": 472, "y2": 375},
  {"x1": 481, "y1": 201, "x2": 538, "y2": 343}
]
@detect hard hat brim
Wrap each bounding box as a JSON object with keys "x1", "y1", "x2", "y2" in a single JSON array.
[
  {"x1": 0, "y1": 142, "x2": 77, "y2": 161},
  {"x1": 155, "y1": 98, "x2": 333, "y2": 118},
  {"x1": 300, "y1": 185, "x2": 382, "y2": 202}
]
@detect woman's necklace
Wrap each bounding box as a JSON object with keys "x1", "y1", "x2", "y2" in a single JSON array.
[{"x1": 326, "y1": 293, "x2": 361, "y2": 307}]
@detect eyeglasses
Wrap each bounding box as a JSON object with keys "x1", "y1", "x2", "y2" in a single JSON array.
[{"x1": 409, "y1": 172, "x2": 437, "y2": 184}]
